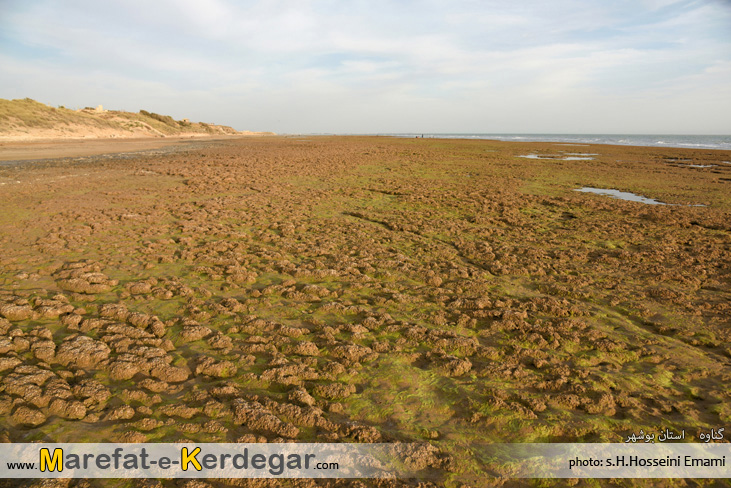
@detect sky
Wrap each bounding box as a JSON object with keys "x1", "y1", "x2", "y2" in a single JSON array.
[{"x1": 1, "y1": 0, "x2": 730, "y2": 134}]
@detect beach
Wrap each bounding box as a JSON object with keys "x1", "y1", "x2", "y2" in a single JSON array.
[
  {"x1": 0, "y1": 136, "x2": 236, "y2": 163},
  {"x1": 0, "y1": 135, "x2": 729, "y2": 484}
]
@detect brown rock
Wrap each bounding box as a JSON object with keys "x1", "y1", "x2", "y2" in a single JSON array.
[
  {"x1": 313, "y1": 383, "x2": 356, "y2": 400},
  {"x1": 57, "y1": 278, "x2": 112, "y2": 294},
  {"x1": 11, "y1": 336, "x2": 30, "y2": 353},
  {"x1": 103, "y1": 405, "x2": 136, "y2": 421},
  {"x1": 108, "y1": 360, "x2": 141, "y2": 380},
  {"x1": 207, "y1": 333, "x2": 233, "y2": 350},
  {"x1": 231, "y1": 398, "x2": 299, "y2": 438},
  {"x1": 194, "y1": 357, "x2": 237, "y2": 378},
  {"x1": 149, "y1": 364, "x2": 189, "y2": 383},
  {"x1": 440, "y1": 356, "x2": 472, "y2": 377},
  {"x1": 390, "y1": 442, "x2": 453, "y2": 471},
  {"x1": 55, "y1": 335, "x2": 110, "y2": 369},
  {"x1": 60, "y1": 313, "x2": 84, "y2": 329},
  {"x1": 127, "y1": 312, "x2": 153, "y2": 328},
  {"x1": 292, "y1": 341, "x2": 320, "y2": 356},
  {"x1": 0, "y1": 395, "x2": 13, "y2": 415},
  {"x1": 288, "y1": 387, "x2": 316, "y2": 407},
  {"x1": 0, "y1": 356, "x2": 22, "y2": 372},
  {"x1": 31, "y1": 339, "x2": 56, "y2": 362},
  {"x1": 105, "y1": 323, "x2": 154, "y2": 339},
  {"x1": 99, "y1": 303, "x2": 130, "y2": 321},
  {"x1": 331, "y1": 344, "x2": 376, "y2": 364},
  {"x1": 11, "y1": 405, "x2": 46, "y2": 426},
  {"x1": 44, "y1": 378, "x2": 73, "y2": 400},
  {"x1": 159, "y1": 404, "x2": 199, "y2": 419},
  {"x1": 0, "y1": 337, "x2": 13, "y2": 354},
  {"x1": 134, "y1": 418, "x2": 164, "y2": 431},
  {"x1": 0, "y1": 303, "x2": 33, "y2": 321},
  {"x1": 260, "y1": 363, "x2": 319, "y2": 385},
  {"x1": 341, "y1": 424, "x2": 382, "y2": 442},
  {"x1": 72, "y1": 379, "x2": 111, "y2": 407},
  {"x1": 138, "y1": 379, "x2": 169, "y2": 392},
  {"x1": 115, "y1": 431, "x2": 147, "y2": 443},
  {"x1": 48, "y1": 398, "x2": 86, "y2": 419},
  {"x1": 180, "y1": 325, "x2": 213, "y2": 342},
  {"x1": 150, "y1": 321, "x2": 166, "y2": 337},
  {"x1": 128, "y1": 282, "x2": 153, "y2": 294}
]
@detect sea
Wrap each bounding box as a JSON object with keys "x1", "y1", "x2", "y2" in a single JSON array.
[{"x1": 382, "y1": 134, "x2": 731, "y2": 151}]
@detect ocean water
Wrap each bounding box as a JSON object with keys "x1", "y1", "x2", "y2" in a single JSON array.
[{"x1": 387, "y1": 134, "x2": 731, "y2": 150}]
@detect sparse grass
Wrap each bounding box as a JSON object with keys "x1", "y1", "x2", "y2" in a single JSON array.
[{"x1": 0, "y1": 97, "x2": 240, "y2": 137}]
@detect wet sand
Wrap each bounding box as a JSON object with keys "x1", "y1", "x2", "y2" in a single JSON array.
[
  {"x1": 0, "y1": 135, "x2": 246, "y2": 162},
  {"x1": 0, "y1": 136, "x2": 729, "y2": 486}
]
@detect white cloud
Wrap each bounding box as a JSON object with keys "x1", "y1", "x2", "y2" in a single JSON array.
[{"x1": 0, "y1": 0, "x2": 729, "y2": 133}]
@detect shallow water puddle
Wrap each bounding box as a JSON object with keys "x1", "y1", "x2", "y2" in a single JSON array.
[
  {"x1": 574, "y1": 187, "x2": 706, "y2": 206},
  {"x1": 518, "y1": 154, "x2": 595, "y2": 161},
  {"x1": 663, "y1": 157, "x2": 718, "y2": 168}
]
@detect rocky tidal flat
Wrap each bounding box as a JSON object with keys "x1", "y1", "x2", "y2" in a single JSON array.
[{"x1": 0, "y1": 136, "x2": 729, "y2": 487}]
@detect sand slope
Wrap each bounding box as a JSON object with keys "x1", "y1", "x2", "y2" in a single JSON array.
[{"x1": 0, "y1": 98, "x2": 271, "y2": 141}]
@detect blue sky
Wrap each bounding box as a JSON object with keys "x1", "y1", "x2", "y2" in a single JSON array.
[{"x1": 1, "y1": 0, "x2": 730, "y2": 133}]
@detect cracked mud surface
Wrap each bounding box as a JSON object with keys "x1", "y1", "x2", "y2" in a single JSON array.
[{"x1": 0, "y1": 136, "x2": 729, "y2": 487}]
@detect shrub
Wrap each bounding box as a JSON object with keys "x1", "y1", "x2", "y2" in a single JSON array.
[{"x1": 139, "y1": 109, "x2": 179, "y2": 127}]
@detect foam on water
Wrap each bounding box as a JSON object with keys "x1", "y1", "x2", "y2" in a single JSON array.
[{"x1": 384, "y1": 133, "x2": 731, "y2": 150}]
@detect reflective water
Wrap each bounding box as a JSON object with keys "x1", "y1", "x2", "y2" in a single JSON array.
[
  {"x1": 387, "y1": 134, "x2": 731, "y2": 150},
  {"x1": 518, "y1": 154, "x2": 595, "y2": 161},
  {"x1": 574, "y1": 187, "x2": 667, "y2": 205},
  {"x1": 574, "y1": 188, "x2": 706, "y2": 206}
]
